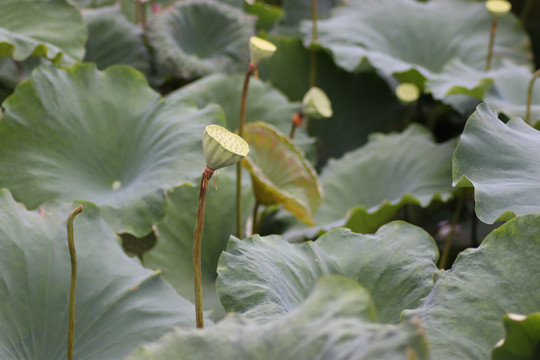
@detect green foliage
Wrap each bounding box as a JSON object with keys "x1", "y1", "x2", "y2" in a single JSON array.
[
  {"x1": 403, "y1": 214, "x2": 540, "y2": 360},
  {"x1": 242, "y1": 122, "x2": 322, "y2": 226},
  {"x1": 127, "y1": 276, "x2": 429, "y2": 360},
  {"x1": 283, "y1": 124, "x2": 455, "y2": 236},
  {"x1": 302, "y1": 0, "x2": 529, "y2": 94},
  {"x1": 1, "y1": 0, "x2": 540, "y2": 358},
  {"x1": 0, "y1": 0, "x2": 86, "y2": 65},
  {"x1": 82, "y1": 6, "x2": 149, "y2": 74},
  {"x1": 217, "y1": 222, "x2": 438, "y2": 324},
  {"x1": 146, "y1": 0, "x2": 255, "y2": 79},
  {"x1": 0, "y1": 189, "x2": 196, "y2": 359},
  {"x1": 453, "y1": 102, "x2": 540, "y2": 223},
  {"x1": 492, "y1": 313, "x2": 540, "y2": 360},
  {"x1": 0, "y1": 64, "x2": 222, "y2": 236}
]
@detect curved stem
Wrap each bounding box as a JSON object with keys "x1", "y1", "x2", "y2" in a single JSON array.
[
  {"x1": 471, "y1": 195, "x2": 478, "y2": 247},
  {"x1": 520, "y1": 0, "x2": 533, "y2": 23},
  {"x1": 525, "y1": 69, "x2": 540, "y2": 125},
  {"x1": 193, "y1": 167, "x2": 214, "y2": 329},
  {"x1": 67, "y1": 205, "x2": 83, "y2": 360},
  {"x1": 403, "y1": 103, "x2": 412, "y2": 130},
  {"x1": 310, "y1": 52, "x2": 317, "y2": 89},
  {"x1": 135, "y1": 0, "x2": 142, "y2": 25},
  {"x1": 289, "y1": 123, "x2": 297, "y2": 139},
  {"x1": 307, "y1": 0, "x2": 318, "y2": 132},
  {"x1": 13, "y1": 59, "x2": 23, "y2": 83},
  {"x1": 289, "y1": 112, "x2": 304, "y2": 139},
  {"x1": 439, "y1": 192, "x2": 465, "y2": 269},
  {"x1": 311, "y1": 0, "x2": 318, "y2": 49},
  {"x1": 485, "y1": 19, "x2": 498, "y2": 72},
  {"x1": 236, "y1": 63, "x2": 256, "y2": 239},
  {"x1": 251, "y1": 200, "x2": 260, "y2": 235},
  {"x1": 141, "y1": 1, "x2": 147, "y2": 28}
]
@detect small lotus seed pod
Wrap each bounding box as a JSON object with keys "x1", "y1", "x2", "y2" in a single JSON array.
[
  {"x1": 301, "y1": 86, "x2": 333, "y2": 119},
  {"x1": 202, "y1": 125, "x2": 249, "y2": 170},
  {"x1": 396, "y1": 83, "x2": 420, "y2": 103},
  {"x1": 485, "y1": 0, "x2": 511, "y2": 17},
  {"x1": 249, "y1": 36, "x2": 277, "y2": 65}
]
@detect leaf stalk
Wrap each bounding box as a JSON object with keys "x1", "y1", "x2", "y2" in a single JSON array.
[
  {"x1": 485, "y1": 19, "x2": 498, "y2": 72},
  {"x1": 439, "y1": 192, "x2": 464, "y2": 269},
  {"x1": 193, "y1": 166, "x2": 214, "y2": 328},
  {"x1": 236, "y1": 62, "x2": 256, "y2": 239},
  {"x1": 525, "y1": 69, "x2": 540, "y2": 125},
  {"x1": 67, "y1": 205, "x2": 83, "y2": 360}
]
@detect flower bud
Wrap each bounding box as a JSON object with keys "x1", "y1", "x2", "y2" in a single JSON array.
[
  {"x1": 249, "y1": 36, "x2": 277, "y2": 65},
  {"x1": 485, "y1": 0, "x2": 511, "y2": 17},
  {"x1": 301, "y1": 86, "x2": 333, "y2": 119},
  {"x1": 202, "y1": 125, "x2": 249, "y2": 170},
  {"x1": 395, "y1": 83, "x2": 420, "y2": 103}
]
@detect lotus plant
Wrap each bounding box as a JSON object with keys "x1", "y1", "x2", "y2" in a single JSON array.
[
  {"x1": 236, "y1": 36, "x2": 276, "y2": 238},
  {"x1": 485, "y1": 0, "x2": 512, "y2": 71},
  {"x1": 290, "y1": 86, "x2": 333, "y2": 138},
  {"x1": 395, "y1": 82, "x2": 420, "y2": 128},
  {"x1": 195, "y1": 125, "x2": 249, "y2": 328}
]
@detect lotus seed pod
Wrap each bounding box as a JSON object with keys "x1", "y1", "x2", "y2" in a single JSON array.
[
  {"x1": 202, "y1": 125, "x2": 249, "y2": 170},
  {"x1": 396, "y1": 83, "x2": 420, "y2": 103},
  {"x1": 485, "y1": 0, "x2": 511, "y2": 17},
  {"x1": 249, "y1": 36, "x2": 277, "y2": 65},
  {"x1": 301, "y1": 86, "x2": 333, "y2": 119}
]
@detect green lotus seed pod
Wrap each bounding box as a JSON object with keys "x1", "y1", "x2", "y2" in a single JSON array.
[
  {"x1": 249, "y1": 36, "x2": 277, "y2": 65},
  {"x1": 301, "y1": 86, "x2": 333, "y2": 119},
  {"x1": 202, "y1": 125, "x2": 249, "y2": 170},
  {"x1": 396, "y1": 83, "x2": 420, "y2": 103},
  {"x1": 485, "y1": 0, "x2": 511, "y2": 17}
]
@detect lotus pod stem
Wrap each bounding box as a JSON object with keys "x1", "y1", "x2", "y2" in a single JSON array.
[
  {"x1": 236, "y1": 62, "x2": 256, "y2": 239},
  {"x1": 193, "y1": 167, "x2": 214, "y2": 328},
  {"x1": 439, "y1": 192, "x2": 465, "y2": 269},
  {"x1": 67, "y1": 205, "x2": 83, "y2": 360},
  {"x1": 525, "y1": 69, "x2": 540, "y2": 125},
  {"x1": 485, "y1": 19, "x2": 498, "y2": 72},
  {"x1": 484, "y1": 1, "x2": 511, "y2": 71},
  {"x1": 310, "y1": 0, "x2": 318, "y2": 87},
  {"x1": 289, "y1": 112, "x2": 304, "y2": 139},
  {"x1": 196, "y1": 126, "x2": 248, "y2": 327}
]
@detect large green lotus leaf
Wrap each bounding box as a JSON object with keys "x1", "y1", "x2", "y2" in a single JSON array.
[
  {"x1": 492, "y1": 313, "x2": 540, "y2": 360},
  {"x1": 143, "y1": 168, "x2": 254, "y2": 318},
  {"x1": 301, "y1": 0, "x2": 530, "y2": 92},
  {"x1": 257, "y1": 35, "x2": 402, "y2": 166},
  {"x1": 402, "y1": 214, "x2": 540, "y2": 360},
  {"x1": 242, "y1": 122, "x2": 323, "y2": 226},
  {"x1": 427, "y1": 59, "x2": 494, "y2": 101},
  {"x1": 166, "y1": 72, "x2": 300, "y2": 133},
  {"x1": 0, "y1": 63, "x2": 220, "y2": 236},
  {"x1": 0, "y1": 189, "x2": 197, "y2": 360},
  {"x1": 127, "y1": 276, "x2": 430, "y2": 360},
  {"x1": 146, "y1": 0, "x2": 255, "y2": 79},
  {"x1": 484, "y1": 61, "x2": 540, "y2": 125},
  {"x1": 217, "y1": 222, "x2": 438, "y2": 324},
  {"x1": 0, "y1": 0, "x2": 86, "y2": 65},
  {"x1": 82, "y1": 6, "x2": 149, "y2": 74},
  {"x1": 313, "y1": 124, "x2": 454, "y2": 233},
  {"x1": 452, "y1": 102, "x2": 540, "y2": 223}
]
